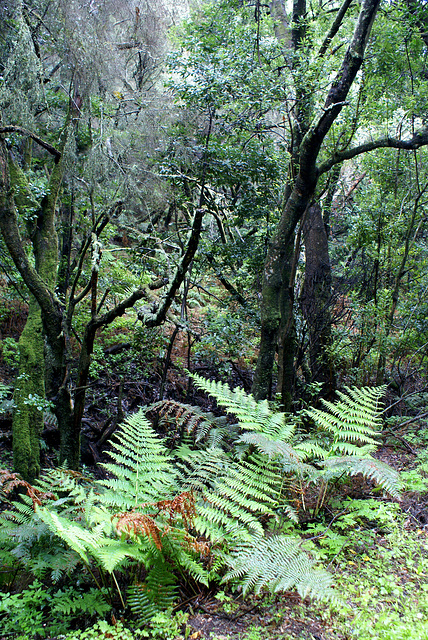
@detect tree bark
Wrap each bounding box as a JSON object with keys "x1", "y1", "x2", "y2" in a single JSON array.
[
  {"x1": 252, "y1": 0, "x2": 381, "y2": 401},
  {"x1": 300, "y1": 203, "x2": 336, "y2": 395}
]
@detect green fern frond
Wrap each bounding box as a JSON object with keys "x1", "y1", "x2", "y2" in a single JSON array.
[
  {"x1": 175, "y1": 445, "x2": 229, "y2": 491},
  {"x1": 128, "y1": 553, "x2": 177, "y2": 624},
  {"x1": 100, "y1": 409, "x2": 177, "y2": 508},
  {"x1": 91, "y1": 540, "x2": 145, "y2": 573},
  {"x1": 294, "y1": 440, "x2": 330, "y2": 461},
  {"x1": 237, "y1": 432, "x2": 300, "y2": 467},
  {"x1": 223, "y1": 534, "x2": 335, "y2": 601},
  {"x1": 191, "y1": 373, "x2": 294, "y2": 439},
  {"x1": 0, "y1": 498, "x2": 35, "y2": 525},
  {"x1": 193, "y1": 457, "x2": 281, "y2": 542},
  {"x1": 306, "y1": 386, "x2": 386, "y2": 453},
  {"x1": 35, "y1": 507, "x2": 103, "y2": 565},
  {"x1": 321, "y1": 456, "x2": 401, "y2": 499},
  {"x1": 164, "y1": 531, "x2": 212, "y2": 587}
]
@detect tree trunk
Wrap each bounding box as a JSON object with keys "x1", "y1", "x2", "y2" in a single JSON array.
[
  {"x1": 300, "y1": 203, "x2": 336, "y2": 395},
  {"x1": 7, "y1": 137, "x2": 64, "y2": 479},
  {"x1": 253, "y1": 0, "x2": 381, "y2": 401},
  {"x1": 12, "y1": 296, "x2": 45, "y2": 481},
  {"x1": 252, "y1": 177, "x2": 315, "y2": 401},
  {"x1": 0, "y1": 130, "x2": 71, "y2": 472}
]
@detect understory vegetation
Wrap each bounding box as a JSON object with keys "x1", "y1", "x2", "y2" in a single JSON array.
[
  {"x1": 0, "y1": 375, "x2": 427, "y2": 639},
  {"x1": 2, "y1": 0, "x2": 428, "y2": 637}
]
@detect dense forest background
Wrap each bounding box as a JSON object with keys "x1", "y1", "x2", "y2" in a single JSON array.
[{"x1": 1, "y1": 1, "x2": 428, "y2": 639}]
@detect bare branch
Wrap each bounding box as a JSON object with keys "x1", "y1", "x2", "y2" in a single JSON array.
[
  {"x1": 318, "y1": 128, "x2": 428, "y2": 175},
  {"x1": 0, "y1": 126, "x2": 61, "y2": 163}
]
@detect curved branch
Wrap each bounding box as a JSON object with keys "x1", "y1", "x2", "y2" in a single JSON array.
[
  {"x1": 94, "y1": 287, "x2": 148, "y2": 330},
  {"x1": 0, "y1": 126, "x2": 61, "y2": 163},
  {"x1": 140, "y1": 206, "x2": 206, "y2": 327},
  {"x1": 318, "y1": 0, "x2": 354, "y2": 58},
  {"x1": 0, "y1": 137, "x2": 60, "y2": 323},
  {"x1": 299, "y1": 0, "x2": 380, "y2": 179},
  {"x1": 317, "y1": 128, "x2": 428, "y2": 175}
]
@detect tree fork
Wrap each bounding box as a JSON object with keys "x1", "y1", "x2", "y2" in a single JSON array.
[{"x1": 253, "y1": 0, "x2": 381, "y2": 401}]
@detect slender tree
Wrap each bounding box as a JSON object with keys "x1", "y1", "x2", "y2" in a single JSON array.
[{"x1": 252, "y1": 0, "x2": 428, "y2": 405}]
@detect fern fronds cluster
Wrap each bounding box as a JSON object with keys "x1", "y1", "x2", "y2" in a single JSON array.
[
  {"x1": 224, "y1": 534, "x2": 334, "y2": 600},
  {"x1": 303, "y1": 386, "x2": 385, "y2": 458},
  {"x1": 3, "y1": 379, "x2": 401, "y2": 624}
]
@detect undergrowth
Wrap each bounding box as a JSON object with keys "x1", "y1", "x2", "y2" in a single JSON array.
[{"x1": 0, "y1": 378, "x2": 404, "y2": 638}]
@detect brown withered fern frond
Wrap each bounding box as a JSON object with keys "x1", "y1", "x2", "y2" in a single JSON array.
[
  {"x1": 0, "y1": 470, "x2": 55, "y2": 509},
  {"x1": 114, "y1": 510, "x2": 163, "y2": 550},
  {"x1": 154, "y1": 491, "x2": 196, "y2": 531},
  {"x1": 183, "y1": 533, "x2": 211, "y2": 558}
]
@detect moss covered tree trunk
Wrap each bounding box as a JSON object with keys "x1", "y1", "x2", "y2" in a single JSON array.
[
  {"x1": 253, "y1": 0, "x2": 381, "y2": 401},
  {"x1": 1, "y1": 127, "x2": 66, "y2": 478},
  {"x1": 12, "y1": 297, "x2": 45, "y2": 481}
]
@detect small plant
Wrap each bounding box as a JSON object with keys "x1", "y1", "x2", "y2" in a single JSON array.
[
  {"x1": 215, "y1": 590, "x2": 240, "y2": 614},
  {"x1": 0, "y1": 382, "x2": 14, "y2": 420},
  {"x1": 64, "y1": 620, "x2": 146, "y2": 639},
  {"x1": 0, "y1": 336, "x2": 19, "y2": 367},
  {"x1": 0, "y1": 580, "x2": 110, "y2": 638},
  {"x1": 401, "y1": 448, "x2": 428, "y2": 493},
  {"x1": 149, "y1": 610, "x2": 190, "y2": 640}
]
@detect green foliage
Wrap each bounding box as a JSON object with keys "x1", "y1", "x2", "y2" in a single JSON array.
[
  {"x1": 0, "y1": 379, "x2": 402, "y2": 630},
  {"x1": 335, "y1": 522, "x2": 428, "y2": 640},
  {"x1": 0, "y1": 336, "x2": 19, "y2": 367},
  {"x1": 401, "y1": 447, "x2": 428, "y2": 493},
  {"x1": 191, "y1": 374, "x2": 295, "y2": 441},
  {"x1": 297, "y1": 385, "x2": 401, "y2": 503},
  {"x1": 0, "y1": 381, "x2": 14, "y2": 413},
  {"x1": 303, "y1": 498, "x2": 401, "y2": 560},
  {"x1": 192, "y1": 375, "x2": 400, "y2": 502},
  {"x1": 99, "y1": 408, "x2": 177, "y2": 508},
  {"x1": 64, "y1": 621, "x2": 144, "y2": 640},
  {"x1": 186, "y1": 376, "x2": 400, "y2": 593},
  {"x1": 224, "y1": 534, "x2": 334, "y2": 601},
  {"x1": 0, "y1": 580, "x2": 110, "y2": 639},
  {"x1": 304, "y1": 386, "x2": 385, "y2": 457},
  {"x1": 30, "y1": 414, "x2": 212, "y2": 623},
  {"x1": 63, "y1": 613, "x2": 190, "y2": 640},
  {"x1": 148, "y1": 398, "x2": 232, "y2": 448},
  {"x1": 193, "y1": 306, "x2": 257, "y2": 374}
]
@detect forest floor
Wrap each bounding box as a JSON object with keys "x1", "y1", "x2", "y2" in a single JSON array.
[
  {"x1": 183, "y1": 450, "x2": 428, "y2": 640},
  {"x1": 1, "y1": 307, "x2": 428, "y2": 640}
]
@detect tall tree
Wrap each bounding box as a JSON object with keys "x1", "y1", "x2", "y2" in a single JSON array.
[
  {"x1": 252, "y1": 0, "x2": 428, "y2": 405},
  {"x1": 0, "y1": 0, "x2": 205, "y2": 475}
]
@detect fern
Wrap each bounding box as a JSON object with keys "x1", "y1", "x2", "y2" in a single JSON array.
[
  {"x1": 303, "y1": 386, "x2": 385, "y2": 457},
  {"x1": 191, "y1": 373, "x2": 295, "y2": 440},
  {"x1": 127, "y1": 551, "x2": 177, "y2": 624},
  {"x1": 3, "y1": 380, "x2": 401, "y2": 621},
  {"x1": 147, "y1": 399, "x2": 233, "y2": 447},
  {"x1": 224, "y1": 534, "x2": 335, "y2": 601},
  {"x1": 321, "y1": 456, "x2": 401, "y2": 499},
  {"x1": 301, "y1": 386, "x2": 401, "y2": 499},
  {"x1": 175, "y1": 444, "x2": 230, "y2": 492},
  {"x1": 27, "y1": 413, "x2": 218, "y2": 622},
  {"x1": 99, "y1": 408, "x2": 177, "y2": 509}
]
